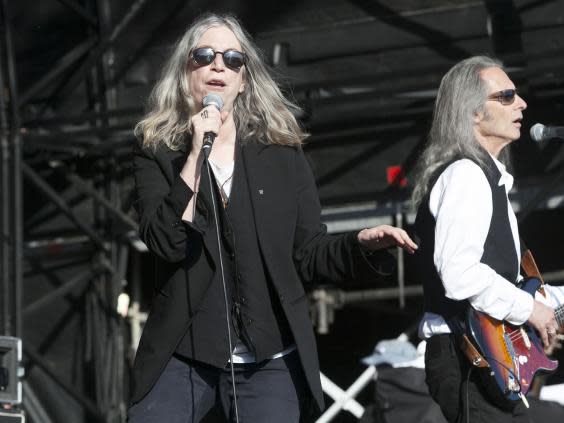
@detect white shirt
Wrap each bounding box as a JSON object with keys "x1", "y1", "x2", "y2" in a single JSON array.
[
  {"x1": 419, "y1": 156, "x2": 564, "y2": 338},
  {"x1": 208, "y1": 159, "x2": 234, "y2": 197}
]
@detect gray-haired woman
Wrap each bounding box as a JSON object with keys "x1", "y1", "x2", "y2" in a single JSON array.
[{"x1": 129, "y1": 13, "x2": 417, "y2": 423}]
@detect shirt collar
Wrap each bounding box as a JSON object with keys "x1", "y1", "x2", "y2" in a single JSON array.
[{"x1": 489, "y1": 153, "x2": 514, "y2": 192}]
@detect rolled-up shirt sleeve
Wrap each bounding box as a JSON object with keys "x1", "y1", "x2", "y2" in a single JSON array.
[{"x1": 430, "y1": 159, "x2": 534, "y2": 325}]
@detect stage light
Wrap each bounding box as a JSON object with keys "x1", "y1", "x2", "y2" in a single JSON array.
[{"x1": 0, "y1": 337, "x2": 22, "y2": 406}]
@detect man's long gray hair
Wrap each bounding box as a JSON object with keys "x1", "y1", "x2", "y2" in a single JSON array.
[{"x1": 411, "y1": 56, "x2": 509, "y2": 207}]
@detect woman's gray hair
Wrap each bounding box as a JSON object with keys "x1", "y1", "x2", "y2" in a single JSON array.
[
  {"x1": 135, "y1": 13, "x2": 307, "y2": 150},
  {"x1": 411, "y1": 55, "x2": 509, "y2": 207}
]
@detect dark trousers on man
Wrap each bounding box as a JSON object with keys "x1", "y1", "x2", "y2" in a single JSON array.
[
  {"x1": 127, "y1": 349, "x2": 307, "y2": 423},
  {"x1": 424, "y1": 334, "x2": 531, "y2": 423}
]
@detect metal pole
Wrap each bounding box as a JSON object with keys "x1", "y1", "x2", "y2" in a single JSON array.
[
  {"x1": 1, "y1": 0, "x2": 22, "y2": 338},
  {"x1": 395, "y1": 205, "x2": 405, "y2": 309},
  {"x1": 18, "y1": 37, "x2": 98, "y2": 106},
  {"x1": 21, "y1": 381, "x2": 56, "y2": 423},
  {"x1": 21, "y1": 163, "x2": 109, "y2": 252},
  {"x1": 38, "y1": 0, "x2": 149, "y2": 116},
  {"x1": 54, "y1": 0, "x2": 97, "y2": 26},
  {"x1": 317, "y1": 366, "x2": 377, "y2": 423},
  {"x1": 22, "y1": 267, "x2": 103, "y2": 317},
  {"x1": 340, "y1": 285, "x2": 423, "y2": 303},
  {"x1": 64, "y1": 168, "x2": 138, "y2": 231},
  {"x1": 23, "y1": 347, "x2": 107, "y2": 422},
  {"x1": 0, "y1": 4, "x2": 10, "y2": 335}
]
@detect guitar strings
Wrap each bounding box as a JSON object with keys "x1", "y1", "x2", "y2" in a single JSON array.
[{"x1": 507, "y1": 332, "x2": 524, "y2": 342}]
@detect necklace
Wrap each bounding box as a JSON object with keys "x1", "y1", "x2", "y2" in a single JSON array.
[
  {"x1": 209, "y1": 160, "x2": 234, "y2": 208},
  {"x1": 217, "y1": 172, "x2": 233, "y2": 208}
]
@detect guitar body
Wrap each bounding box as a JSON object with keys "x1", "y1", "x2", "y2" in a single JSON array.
[{"x1": 466, "y1": 277, "x2": 559, "y2": 402}]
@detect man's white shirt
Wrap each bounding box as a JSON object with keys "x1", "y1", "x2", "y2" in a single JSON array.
[{"x1": 419, "y1": 156, "x2": 564, "y2": 338}]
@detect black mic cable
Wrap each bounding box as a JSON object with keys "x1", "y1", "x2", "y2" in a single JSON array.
[
  {"x1": 202, "y1": 158, "x2": 240, "y2": 422},
  {"x1": 200, "y1": 93, "x2": 240, "y2": 422}
]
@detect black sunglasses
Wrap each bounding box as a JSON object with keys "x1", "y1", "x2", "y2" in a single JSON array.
[
  {"x1": 191, "y1": 47, "x2": 246, "y2": 70},
  {"x1": 487, "y1": 89, "x2": 517, "y2": 105}
]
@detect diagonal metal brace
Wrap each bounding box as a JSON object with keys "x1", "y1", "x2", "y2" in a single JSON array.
[{"x1": 22, "y1": 163, "x2": 109, "y2": 252}]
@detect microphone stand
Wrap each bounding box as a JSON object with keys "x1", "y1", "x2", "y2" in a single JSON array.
[{"x1": 202, "y1": 143, "x2": 240, "y2": 423}]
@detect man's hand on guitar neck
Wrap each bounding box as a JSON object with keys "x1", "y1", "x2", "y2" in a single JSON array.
[{"x1": 528, "y1": 300, "x2": 559, "y2": 348}]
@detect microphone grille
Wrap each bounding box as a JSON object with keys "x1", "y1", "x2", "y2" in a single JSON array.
[
  {"x1": 203, "y1": 93, "x2": 223, "y2": 111},
  {"x1": 530, "y1": 123, "x2": 545, "y2": 142}
]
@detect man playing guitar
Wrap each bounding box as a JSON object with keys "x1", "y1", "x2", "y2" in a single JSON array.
[{"x1": 411, "y1": 56, "x2": 564, "y2": 423}]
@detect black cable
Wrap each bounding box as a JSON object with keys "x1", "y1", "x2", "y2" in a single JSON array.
[
  {"x1": 203, "y1": 148, "x2": 240, "y2": 423},
  {"x1": 465, "y1": 366, "x2": 473, "y2": 423},
  {"x1": 464, "y1": 353, "x2": 525, "y2": 423},
  {"x1": 482, "y1": 354, "x2": 522, "y2": 394}
]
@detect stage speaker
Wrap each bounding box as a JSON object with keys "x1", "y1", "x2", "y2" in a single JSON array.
[
  {"x1": 0, "y1": 337, "x2": 22, "y2": 405},
  {"x1": 0, "y1": 409, "x2": 25, "y2": 423}
]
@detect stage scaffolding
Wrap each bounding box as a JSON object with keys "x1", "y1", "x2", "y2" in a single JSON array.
[
  {"x1": 1, "y1": 1, "x2": 564, "y2": 422},
  {"x1": 0, "y1": 0, "x2": 144, "y2": 421}
]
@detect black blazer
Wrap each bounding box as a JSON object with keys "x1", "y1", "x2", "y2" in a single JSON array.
[{"x1": 131, "y1": 140, "x2": 394, "y2": 413}]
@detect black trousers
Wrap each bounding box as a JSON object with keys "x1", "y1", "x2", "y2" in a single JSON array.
[
  {"x1": 127, "y1": 349, "x2": 308, "y2": 423},
  {"x1": 424, "y1": 334, "x2": 531, "y2": 423}
]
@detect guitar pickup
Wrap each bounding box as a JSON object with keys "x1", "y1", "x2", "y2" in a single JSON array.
[{"x1": 520, "y1": 327, "x2": 531, "y2": 349}]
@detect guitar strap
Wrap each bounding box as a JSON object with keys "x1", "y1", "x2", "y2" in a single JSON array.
[
  {"x1": 446, "y1": 316, "x2": 490, "y2": 369},
  {"x1": 459, "y1": 334, "x2": 490, "y2": 368},
  {"x1": 521, "y1": 249, "x2": 546, "y2": 296}
]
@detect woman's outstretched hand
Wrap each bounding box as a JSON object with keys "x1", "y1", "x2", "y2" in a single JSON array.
[{"x1": 357, "y1": 225, "x2": 418, "y2": 254}]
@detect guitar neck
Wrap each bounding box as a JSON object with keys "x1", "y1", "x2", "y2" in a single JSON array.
[{"x1": 556, "y1": 304, "x2": 564, "y2": 328}]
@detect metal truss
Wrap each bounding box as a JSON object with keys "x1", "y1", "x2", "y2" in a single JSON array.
[
  {"x1": 0, "y1": 0, "x2": 153, "y2": 421},
  {"x1": 3, "y1": 5, "x2": 564, "y2": 423},
  {"x1": 1, "y1": 0, "x2": 23, "y2": 344}
]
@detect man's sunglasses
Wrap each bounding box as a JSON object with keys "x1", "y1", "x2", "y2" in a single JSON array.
[
  {"x1": 487, "y1": 89, "x2": 517, "y2": 106},
  {"x1": 191, "y1": 47, "x2": 246, "y2": 70}
]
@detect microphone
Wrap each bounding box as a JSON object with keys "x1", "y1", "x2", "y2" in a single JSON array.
[
  {"x1": 530, "y1": 123, "x2": 564, "y2": 142},
  {"x1": 202, "y1": 93, "x2": 224, "y2": 156}
]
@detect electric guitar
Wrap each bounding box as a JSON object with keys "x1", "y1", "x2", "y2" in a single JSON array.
[{"x1": 465, "y1": 277, "x2": 564, "y2": 404}]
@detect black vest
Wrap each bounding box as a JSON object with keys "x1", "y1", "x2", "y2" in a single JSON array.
[
  {"x1": 413, "y1": 155, "x2": 519, "y2": 320},
  {"x1": 175, "y1": 143, "x2": 293, "y2": 366}
]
